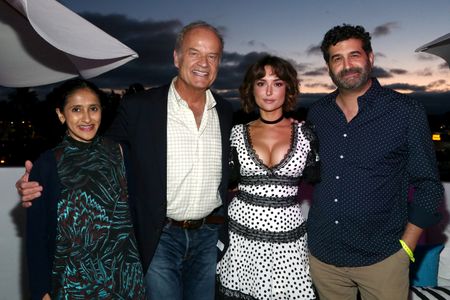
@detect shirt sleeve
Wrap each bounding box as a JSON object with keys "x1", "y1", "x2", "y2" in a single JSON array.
[
  {"x1": 406, "y1": 101, "x2": 444, "y2": 228},
  {"x1": 26, "y1": 151, "x2": 57, "y2": 300}
]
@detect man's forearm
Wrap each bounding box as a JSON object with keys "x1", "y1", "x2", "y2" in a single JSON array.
[{"x1": 401, "y1": 222, "x2": 424, "y2": 251}]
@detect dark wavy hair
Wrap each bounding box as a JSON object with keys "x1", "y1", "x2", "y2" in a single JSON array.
[
  {"x1": 239, "y1": 55, "x2": 299, "y2": 113},
  {"x1": 320, "y1": 24, "x2": 372, "y2": 63},
  {"x1": 48, "y1": 78, "x2": 105, "y2": 111}
]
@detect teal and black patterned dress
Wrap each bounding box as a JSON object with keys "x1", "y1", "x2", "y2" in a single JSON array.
[{"x1": 27, "y1": 135, "x2": 145, "y2": 299}]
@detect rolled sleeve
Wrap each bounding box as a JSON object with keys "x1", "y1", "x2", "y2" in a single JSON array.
[{"x1": 406, "y1": 102, "x2": 444, "y2": 228}]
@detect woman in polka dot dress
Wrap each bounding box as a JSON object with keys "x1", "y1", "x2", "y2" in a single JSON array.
[{"x1": 216, "y1": 55, "x2": 319, "y2": 300}]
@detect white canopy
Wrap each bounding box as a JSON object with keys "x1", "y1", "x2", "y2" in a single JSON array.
[
  {"x1": 0, "y1": 0, "x2": 138, "y2": 87},
  {"x1": 416, "y1": 33, "x2": 450, "y2": 68}
]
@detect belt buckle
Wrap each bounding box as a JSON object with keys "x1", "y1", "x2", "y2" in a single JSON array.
[{"x1": 181, "y1": 219, "x2": 203, "y2": 229}]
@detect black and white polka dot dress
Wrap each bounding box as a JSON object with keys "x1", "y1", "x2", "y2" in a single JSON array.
[{"x1": 217, "y1": 123, "x2": 317, "y2": 300}]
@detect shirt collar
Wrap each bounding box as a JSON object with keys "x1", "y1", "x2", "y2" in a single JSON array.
[
  {"x1": 327, "y1": 77, "x2": 382, "y2": 111},
  {"x1": 169, "y1": 77, "x2": 217, "y2": 110},
  {"x1": 359, "y1": 78, "x2": 382, "y2": 103}
]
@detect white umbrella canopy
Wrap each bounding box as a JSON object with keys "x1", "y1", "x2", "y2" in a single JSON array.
[
  {"x1": 0, "y1": 0, "x2": 138, "y2": 87},
  {"x1": 416, "y1": 33, "x2": 450, "y2": 68}
]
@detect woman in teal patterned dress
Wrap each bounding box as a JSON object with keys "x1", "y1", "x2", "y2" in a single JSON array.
[{"x1": 26, "y1": 79, "x2": 145, "y2": 299}]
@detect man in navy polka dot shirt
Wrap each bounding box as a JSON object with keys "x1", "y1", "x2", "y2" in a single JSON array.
[{"x1": 307, "y1": 24, "x2": 444, "y2": 300}]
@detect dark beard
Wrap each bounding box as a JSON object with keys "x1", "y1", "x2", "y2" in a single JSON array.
[{"x1": 330, "y1": 63, "x2": 371, "y2": 90}]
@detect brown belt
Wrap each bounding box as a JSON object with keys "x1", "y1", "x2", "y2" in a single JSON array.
[{"x1": 166, "y1": 215, "x2": 225, "y2": 230}]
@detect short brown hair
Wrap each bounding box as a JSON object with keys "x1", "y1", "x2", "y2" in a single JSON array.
[{"x1": 239, "y1": 55, "x2": 299, "y2": 113}]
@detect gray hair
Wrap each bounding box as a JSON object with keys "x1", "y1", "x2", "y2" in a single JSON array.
[{"x1": 175, "y1": 21, "x2": 224, "y2": 55}]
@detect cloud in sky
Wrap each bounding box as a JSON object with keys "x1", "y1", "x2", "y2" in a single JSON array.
[
  {"x1": 23, "y1": 13, "x2": 443, "y2": 100},
  {"x1": 301, "y1": 82, "x2": 335, "y2": 91},
  {"x1": 416, "y1": 53, "x2": 439, "y2": 61},
  {"x1": 385, "y1": 82, "x2": 426, "y2": 92},
  {"x1": 385, "y1": 79, "x2": 450, "y2": 94},
  {"x1": 417, "y1": 68, "x2": 434, "y2": 77},
  {"x1": 216, "y1": 51, "x2": 269, "y2": 89},
  {"x1": 77, "y1": 14, "x2": 313, "y2": 92},
  {"x1": 390, "y1": 68, "x2": 408, "y2": 75},
  {"x1": 427, "y1": 79, "x2": 448, "y2": 89},
  {"x1": 79, "y1": 14, "x2": 294, "y2": 91},
  {"x1": 80, "y1": 13, "x2": 182, "y2": 88},
  {"x1": 302, "y1": 67, "x2": 328, "y2": 77},
  {"x1": 372, "y1": 66, "x2": 392, "y2": 78},
  {"x1": 372, "y1": 22, "x2": 399, "y2": 38},
  {"x1": 306, "y1": 45, "x2": 321, "y2": 56},
  {"x1": 246, "y1": 40, "x2": 268, "y2": 49},
  {"x1": 439, "y1": 62, "x2": 449, "y2": 70},
  {"x1": 287, "y1": 59, "x2": 309, "y2": 73}
]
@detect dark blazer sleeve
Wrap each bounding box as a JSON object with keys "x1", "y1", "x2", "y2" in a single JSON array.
[
  {"x1": 228, "y1": 146, "x2": 240, "y2": 189},
  {"x1": 105, "y1": 93, "x2": 131, "y2": 145},
  {"x1": 301, "y1": 121, "x2": 321, "y2": 184},
  {"x1": 213, "y1": 93, "x2": 234, "y2": 202},
  {"x1": 213, "y1": 94, "x2": 234, "y2": 262},
  {"x1": 27, "y1": 150, "x2": 59, "y2": 300},
  {"x1": 104, "y1": 85, "x2": 170, "y2": 273}
]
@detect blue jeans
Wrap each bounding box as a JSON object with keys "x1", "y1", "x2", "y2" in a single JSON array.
[{"x1": 145, "y1": 221, "x2": 220, "y2": 300}]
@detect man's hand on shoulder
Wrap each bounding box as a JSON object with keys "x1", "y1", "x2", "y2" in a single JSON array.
[
  {"x1": 288, "y1": 118, "x2": 304, "y2": 125},
  {"x1": 16, "y1": 160, "x2": 42, "y2": 207}
]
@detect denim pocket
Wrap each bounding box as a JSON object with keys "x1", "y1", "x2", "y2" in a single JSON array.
[{"x1": 202, "y1": 223, "x2": 221, "y2": 231}]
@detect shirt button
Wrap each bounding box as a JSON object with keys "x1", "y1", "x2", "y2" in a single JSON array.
[
  {"x1": 336, "y1": 176, "x2": 340, "y2": 179},
  {"x1": 340, "y1": 155, "x2": 344, "y2": 159},
  {"x1": 343, "y1": 133, "x2": 347, "y2": 137},
  {"x1": 335, "y1": 220, "x2": 339, "y2": 224},
  {"x1": 334, "y1": 198, "x2": 338, "y2": 202}
]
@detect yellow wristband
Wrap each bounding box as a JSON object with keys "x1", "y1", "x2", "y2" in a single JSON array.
[{"x1": 399, "y1": 239, "x2": 415, "y2": 262}]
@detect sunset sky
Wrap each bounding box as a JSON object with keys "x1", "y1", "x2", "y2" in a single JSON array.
[
  {"x1": 2, "y1": 0, "x2": 450, "y2": 112},
  {"x1": 57, "y1": 0, "x2": 450, "y2": 92}
]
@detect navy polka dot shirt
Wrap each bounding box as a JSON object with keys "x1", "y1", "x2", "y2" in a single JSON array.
[{"x1": 307, "y1": 78, "x2": 443, "y2": 267}]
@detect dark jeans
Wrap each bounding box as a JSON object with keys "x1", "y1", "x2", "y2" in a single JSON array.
[{"x1": 145, "y1": 221, "x2": 220, "y2": 300}]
